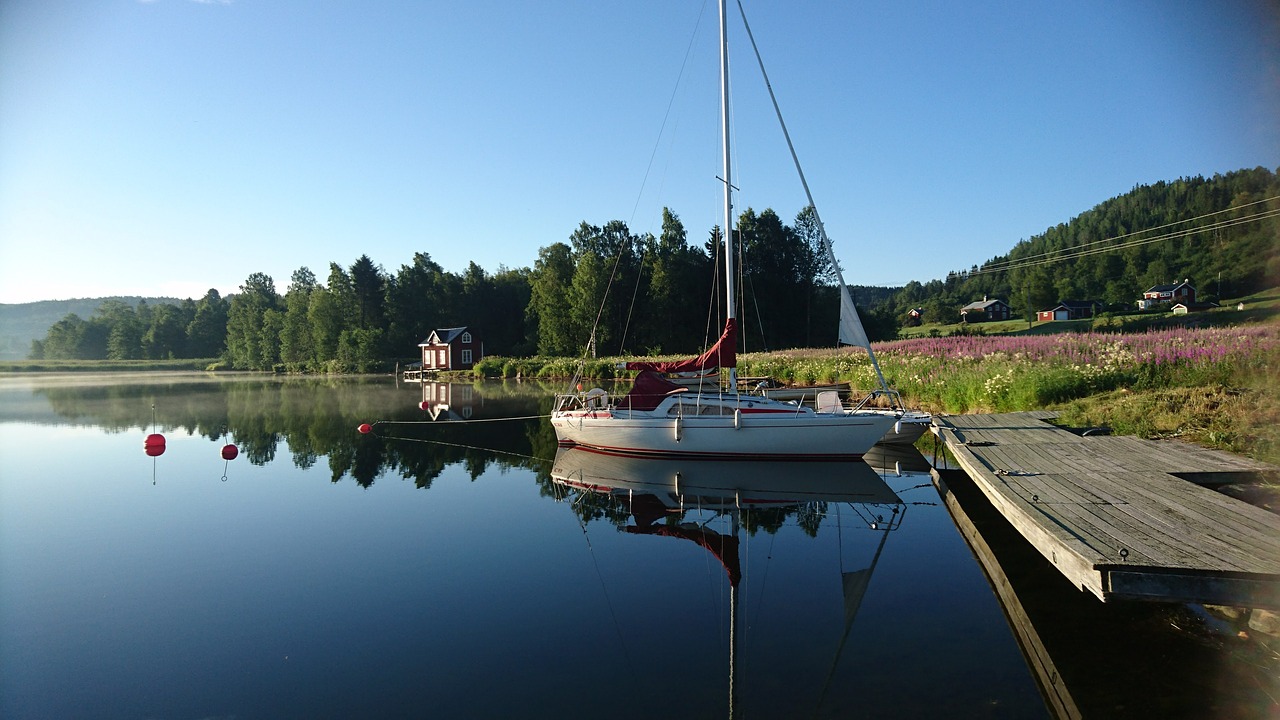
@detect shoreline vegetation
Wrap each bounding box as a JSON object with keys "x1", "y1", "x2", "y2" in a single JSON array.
[{"x1": 4, "y1": 301, "x2": 1277, "y2": 465}]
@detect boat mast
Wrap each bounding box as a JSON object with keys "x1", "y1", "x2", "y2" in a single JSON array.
[{"x1": 718, "y1": 0, "x2": 737, "y2": 390}]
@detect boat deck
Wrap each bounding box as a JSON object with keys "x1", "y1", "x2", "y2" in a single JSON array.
[{"x1": 932, "y1": 411, "x2": 1280, "y2": 608}]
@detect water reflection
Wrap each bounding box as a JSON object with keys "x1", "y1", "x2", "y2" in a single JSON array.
[
  {"x1": 550, "y1": 448, "x2": 907, "y2": 718},
  {"x1": 0, "y1": 374, "x2": 562, "y2": 487}
]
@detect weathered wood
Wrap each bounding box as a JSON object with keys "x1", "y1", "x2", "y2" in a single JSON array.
[{"x1": 933, "y1": 412, "x2": 1280, "y2": 609}]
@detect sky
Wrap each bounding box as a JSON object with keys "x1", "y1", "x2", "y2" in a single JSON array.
[{"x1": 1, "y1": 0, "x2": 1277, "y2": 305}]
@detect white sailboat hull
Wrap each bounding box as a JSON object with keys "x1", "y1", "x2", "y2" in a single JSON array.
[
  {"x1": 865, "y1": 409, "x2": 932, "y2": 445},
  {"x1": 551, "y1": 395, "x2": 896, "y2": 461}
]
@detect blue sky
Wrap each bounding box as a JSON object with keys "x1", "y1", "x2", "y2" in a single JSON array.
[{"x1": 1, "y1": 0, "x2": 1276, "y2": 304}]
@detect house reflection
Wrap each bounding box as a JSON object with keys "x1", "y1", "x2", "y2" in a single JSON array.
[{"x1": 418, "y1": 382, "x2": 478, "y2": 421}]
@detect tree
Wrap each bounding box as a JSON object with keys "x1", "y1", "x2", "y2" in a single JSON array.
[
  {"x1": 143, "y1": 303, "x2": 189, "y2": 359},
  {"x1": 349, "y1": 255, "x2": 387, "y2": 332},
  {"x1": 281, "y1": 267, "x2": 318, "y2": 370},
  {"x1": 385, "y1": 252, "x2": 447, "y2": 356},
  {"x1": 527, "y1": 243, "x2": 576, "y2": 355},
  {"x1": 97, "y1": 300, "x2": 144, "y2": 360},
  {"x1": 225, "y1": 273, "x2": 281, "y2": 370},
  {"x1": 187, "y1": 290, "x2": 229, "y2": 358},
  {"x1": 792, "y1": 205, "x2": 838, "y2": 345},
  {"x1": 40, "y1": 314, "x2": 89, "y2": 359}
]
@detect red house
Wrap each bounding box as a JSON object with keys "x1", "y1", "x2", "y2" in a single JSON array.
[
  {"x1": 419, "y1": 327, "x2": 483, "y2": 371},
  {"x1": 1138, "y1": 280, "x2": 1195, "y2": 310},
  {"x1": 1037, "y1": 300, "x2": 1102, "y2": 322}
]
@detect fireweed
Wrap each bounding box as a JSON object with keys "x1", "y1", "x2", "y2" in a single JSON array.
[{"x1": 737, "y1": 325, "x2": 1279, "y2": 414}]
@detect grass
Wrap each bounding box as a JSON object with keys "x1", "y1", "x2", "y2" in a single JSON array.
[{"x1": 0, "y1": 358, "x2": 223, "y2": 373}]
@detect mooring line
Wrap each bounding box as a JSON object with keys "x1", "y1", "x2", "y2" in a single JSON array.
[
  {"x1": 370, "y1": 414, "x2": 552, "y2": 427},
  {"x1": 373, "y1": 433, "x2": 551, "y2": 465}
]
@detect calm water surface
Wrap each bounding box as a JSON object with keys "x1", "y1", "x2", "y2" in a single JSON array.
[{"x1": 2, "y1": 373, "x2": 1049, "y2": 718}]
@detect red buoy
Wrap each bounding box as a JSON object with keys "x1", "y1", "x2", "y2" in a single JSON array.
[
  {"x1": 419, "y1": 401, "x2": 430, "y2": 411},
  {"x1": 144, "y1": 433, "x2": 166, "y2": 457},
  {"x1": 221, "y1": 444, "x2": 239, "y2": 460},
  {"x1": 357, "y1": 423, "x2": 373, "y2": 434}
]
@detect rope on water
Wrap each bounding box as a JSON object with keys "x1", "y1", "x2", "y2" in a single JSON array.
[
  {"x1": 368, "y1": 414, "x2": 552, "y2": 427},
  {"x1": 370, "y1": 433, "x2": 551, "y2": 465}
]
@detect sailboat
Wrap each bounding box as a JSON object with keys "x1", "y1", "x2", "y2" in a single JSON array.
[{"x1": 550, "y1": 0, "x2": 898, "y2": 460}]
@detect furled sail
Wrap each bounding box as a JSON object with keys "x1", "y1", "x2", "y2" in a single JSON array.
[
  {"x1": 624, "y1": 318, "x2": 737, "y2": 374},
  {"x1": 836, "y1": 281, "x2": 872, "y2": 350}
]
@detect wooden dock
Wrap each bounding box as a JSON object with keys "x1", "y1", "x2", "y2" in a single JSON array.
[{"x1": 932, "y1": 411, "x2": 1280, "y2": 609}]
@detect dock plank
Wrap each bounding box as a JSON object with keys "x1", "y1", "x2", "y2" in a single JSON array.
[{"x1": 933, "y1": 412, "x2": 1280, "y2": 608}]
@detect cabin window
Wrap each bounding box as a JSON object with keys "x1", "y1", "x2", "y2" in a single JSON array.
[
  {"x1": 461, "y1": 332, "x2": 472, "y2": 344},
  {"x1": 462, "y1": 349, "x2": 472, "y2": 365},
  {"x1": 438, "y1": 350, "x2": 446, "y2": 366}
]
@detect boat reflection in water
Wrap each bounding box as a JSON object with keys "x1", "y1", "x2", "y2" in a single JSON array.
[{"x1": 550, "y1": 448, "x2": 906, "y2": 718}]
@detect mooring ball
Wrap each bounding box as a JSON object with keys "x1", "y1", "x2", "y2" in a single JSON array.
[
  {"x1": 144, "y1": 433, "x2": 166, "y2": 448},
  {"x1": 221, "y1": 444, "x2": 239, "y2": 460},
  {"x1": 145, "y1": 444, "x2": 165, "y2": 457},
  {"x1": 357, "y1": 423, "x2": 373, "y2": 434}
]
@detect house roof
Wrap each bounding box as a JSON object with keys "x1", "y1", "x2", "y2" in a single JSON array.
[
  {"x1": 1145, "y1": 281, "x2": 1192, "y2": 294},
  {"x1": 960, "y1": 299, "x2": 1007, "y2": 311},
  {"x1": 419, "y1": 326, "x2": 469, "y2": 346}
]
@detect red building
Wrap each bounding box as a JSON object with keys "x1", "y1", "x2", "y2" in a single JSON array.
[
  {"x1": 419, "y1": 327, "x2": 483, "y2": 371},
  {"x1": 1138, "y1": 280, "x2": 1195, "y2": 310}
]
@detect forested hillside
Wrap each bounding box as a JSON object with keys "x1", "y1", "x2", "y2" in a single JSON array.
[
  {"x1": 0, "y1": 297, "x2": 179, "y2": 360},
  {"x1": 15, "y1": 166, "x2": 1277, "y2": 369},
  {"x1": 882, "y1": 166, "x2": 1278, "y2": 323}
]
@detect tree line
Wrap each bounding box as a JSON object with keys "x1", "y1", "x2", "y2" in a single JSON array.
[
  {"x1": 31, "y1": 205, "x2": 891, "y2": 369},
  {"x1": 29, "y1": 166, "x2": 1277, "y2": 367}
]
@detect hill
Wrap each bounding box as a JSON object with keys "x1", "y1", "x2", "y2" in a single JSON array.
[
  {"x1": 0, "y1": 297, "x2": 181, "y2": 360},
  {"x1": 882, "y1": 166, "x2": 1279, "y2": 324}
]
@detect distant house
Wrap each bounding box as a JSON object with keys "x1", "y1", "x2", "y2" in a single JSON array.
[
  {"x1": 1138, "y1": 280, "x2": 1195, "y2": 310},
  {"x1": 1036, "y1": 299, "x2": 1102, "y2": 322},
  {"x1": 419, "y1": 327, "x2": 483, "y2": 371},
  {"x1": 960, "y1": 296, "x2": 1011, "y2": 323},
  {"x1": 906, "y1": 307, "x2": 924, "y2": 326}
]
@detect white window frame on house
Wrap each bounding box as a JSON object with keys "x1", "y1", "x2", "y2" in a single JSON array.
[
  {"x1": 461, "y1": 332, "x2": 472, "y2": 343},
  {"x1": 461, "y1": 349, "x2": 472, "y2": 365}
]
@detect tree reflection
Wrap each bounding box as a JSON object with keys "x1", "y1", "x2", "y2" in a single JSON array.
[{"x1": 19, "y1": 376, "x2": 558, "y2": 488}]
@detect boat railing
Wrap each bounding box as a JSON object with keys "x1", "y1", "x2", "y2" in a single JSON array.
[{"x1": 553, "y1": 388, "x2": 610, "y2": 413}]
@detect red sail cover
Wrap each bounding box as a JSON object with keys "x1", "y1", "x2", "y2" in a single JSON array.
[
  {"x1": 624, "y1": 318, "x2": 737, "y2": 374},
  {"x1": 616, "y1": 370, "x2": 687, "y2": 411}
]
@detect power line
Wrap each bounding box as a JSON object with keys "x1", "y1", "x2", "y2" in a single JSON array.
[{"x1": 961, "y1": 200, "x2": 1279, "y2": 277}]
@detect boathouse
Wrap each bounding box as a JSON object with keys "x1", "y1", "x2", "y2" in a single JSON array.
[{"x1": 419, "y1": 327, "x2": 483, "y2": 371}]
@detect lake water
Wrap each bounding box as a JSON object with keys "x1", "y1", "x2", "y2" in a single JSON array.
[{"x1": 0, "y1": 374, "x2": 1272, "y2": 719}]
